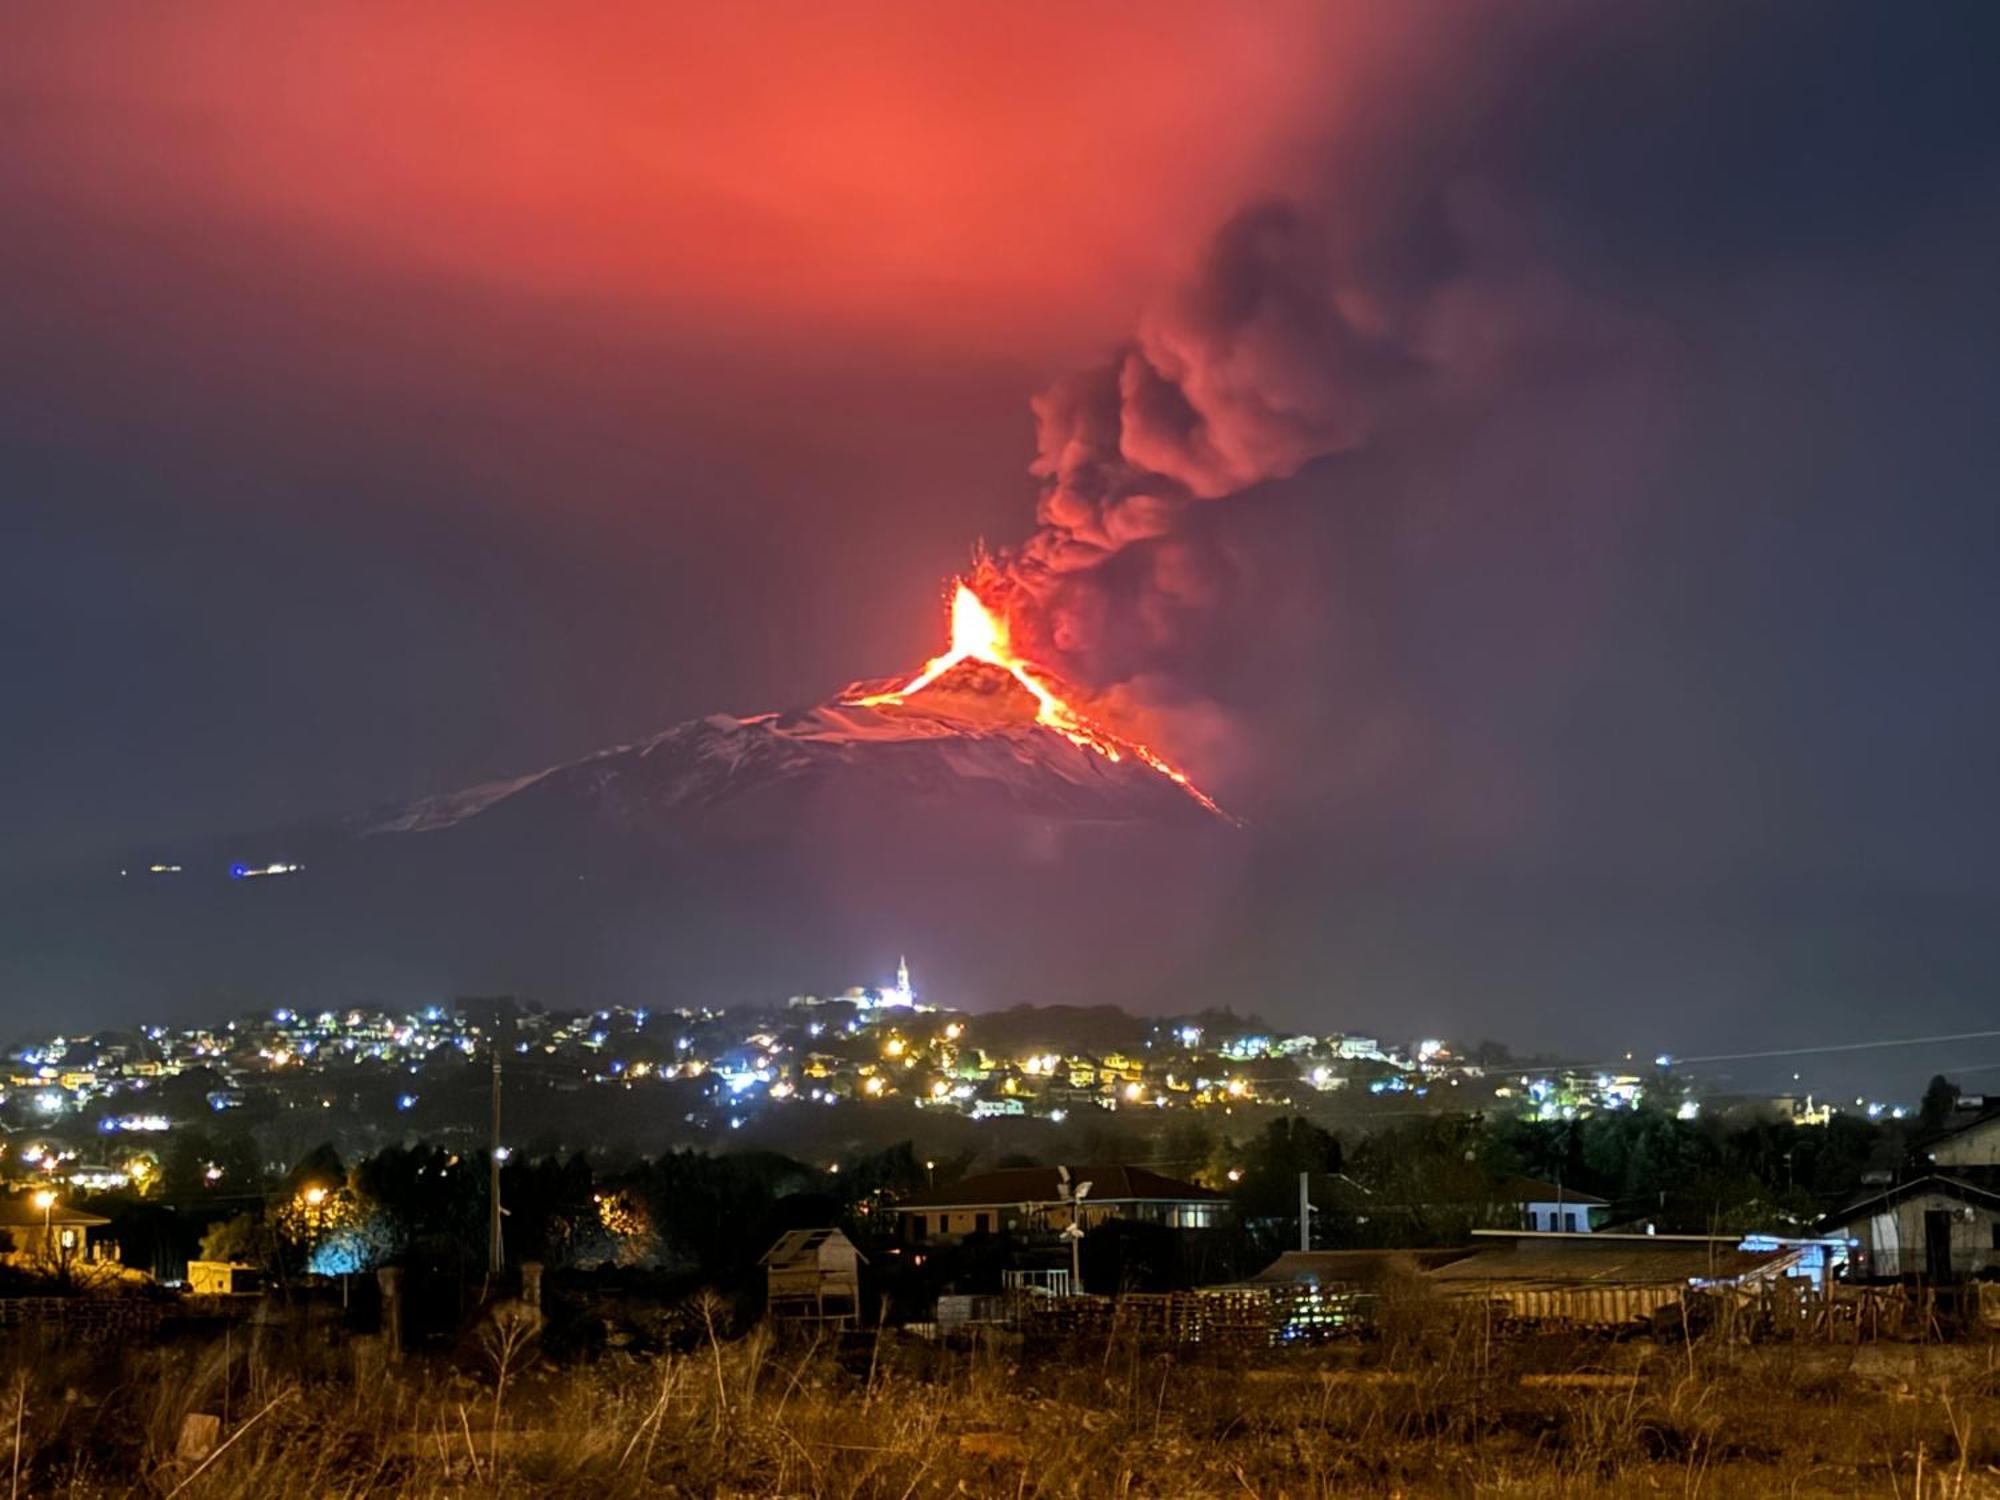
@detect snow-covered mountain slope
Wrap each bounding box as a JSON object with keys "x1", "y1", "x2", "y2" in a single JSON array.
[
  {"x1": 17, "y1": 664, "x2": 1239, "y2": 1013},
  {"x1": 364, "y1": 663, "x2": 1215, "y2": 839}
]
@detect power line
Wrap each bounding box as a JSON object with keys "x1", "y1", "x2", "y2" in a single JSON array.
[
  {"x1": 1522, "y1": 1028, "x2": 2000, "y2": 1076},
  {"x1": 1658, "y1": 1029, "x2": 2000, "y2": 1069}
]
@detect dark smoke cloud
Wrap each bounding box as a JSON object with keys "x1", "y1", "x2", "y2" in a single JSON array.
[
  {"x1": 985, "y1": 0, "x2": 2000, "y2": 717},
  {"x1": 1017, "y1": 202, "x2": 1398, "y2": 583},
  {"x1": 984, "y1": 172, "x2": 1628, "y2": 717}
]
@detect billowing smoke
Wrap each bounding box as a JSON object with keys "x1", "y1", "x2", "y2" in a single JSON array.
[
  {"x1": 1016, "y1": 201, "x2": 1403, "y2": 585},
  {"x1": 966, "y1": 160, "x2": 1638, "y2": 778},
  {"x1": 971, "y1": 194, "x2": 1445, "y2": 697}
]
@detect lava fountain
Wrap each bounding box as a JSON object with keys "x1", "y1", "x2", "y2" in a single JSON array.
[{"x1": 852, "y1": 583, "x2": 1229, "y2": 818}]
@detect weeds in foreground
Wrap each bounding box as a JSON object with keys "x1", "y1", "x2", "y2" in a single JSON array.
[{"x1": 0, "y1": 1303, "x2": 1997, "y2": 1496}]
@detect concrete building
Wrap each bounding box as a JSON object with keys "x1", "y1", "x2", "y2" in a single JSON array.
[
  {"x1": 1924, "y1": 1109, "x2": 2000, "y2": 1176},
  {"x1": 1818, "y1": 1175, "x2": 2000, "y2": 1283},
  {"x1": 1499, "y1": 1176, "x2": 1608, "y2": 1233}
]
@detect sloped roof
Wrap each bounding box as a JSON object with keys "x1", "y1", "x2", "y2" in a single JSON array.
[
  {"x1": 1919, "y1": 1108, "x2": 2000, "y2": 1153},
  {"x1": 1427, "y1": 1234, "x2": 1798, "y2": 1287},
  {"x1": 894, "y1": 1164, "x2": 1222, "y2": 1211},
  {"x1": 1495, "y1": 1176, "x2": 1608, "y2": 1207},
  {"x1": 0, "y1": 1195, "x2": 110, "y2": 1228},
  {"x1": 1816, "y1": 1173, "x2": 2000, "y2": 1234},
  {"x1": 759, "y1": 1228, "x2": 863, "y2": 1265}
]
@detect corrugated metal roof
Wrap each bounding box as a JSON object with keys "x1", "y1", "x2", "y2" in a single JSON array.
[
  {"x1": 759, "y1": 1228, "x2": 862, "y2": 1266},
  {"x1": 1427, "y1": 1237, "x2": 1797, "y2": 1287}
]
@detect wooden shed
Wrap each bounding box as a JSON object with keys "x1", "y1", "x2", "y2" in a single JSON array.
[{"x1": 761, "y1": 1228, "x2": 863, "y2": 1327}]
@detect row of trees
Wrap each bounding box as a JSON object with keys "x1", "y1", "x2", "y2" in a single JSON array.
[
  {"x1": 90, "y1": 1089, "x2": 1932, "y2": 1291},
  {"x1": 185, "y1": 1140, "x2": 940, "y2": 1288},
  {"x1": 168, "y1": 1104, "x2": 1904, "y2": 1296}
]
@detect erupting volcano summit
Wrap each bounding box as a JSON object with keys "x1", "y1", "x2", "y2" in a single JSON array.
[{"x1": 849, "y1": 583, "x2": 1227, "y2": 818}]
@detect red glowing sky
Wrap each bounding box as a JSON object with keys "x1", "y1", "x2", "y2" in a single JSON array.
[
  {"x1": 12, "y1": 3, "x2": 1367, "y2": 350},
  {"x1": 6, "y1": 2, "x2": 2000, "y2": 1069}
]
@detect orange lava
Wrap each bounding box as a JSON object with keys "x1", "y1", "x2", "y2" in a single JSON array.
[{"x1": 853, "y1": 583, "x2": 1227, "y2": 818}]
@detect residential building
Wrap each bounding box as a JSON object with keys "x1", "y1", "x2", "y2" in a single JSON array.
[
  {"x1": 1502, "y1": 1176, "x2": 1609, "y2": 1233},
  {"x1": 0, "y1": 1194, "x2": 111, "y2": 1265},
  {"x1": 1817, "y1": 1174, "x2": 2000, "y2": 1283},
  {"x1": 1922, "y1": 1106, "x2": 2000, "y2": 1176},
  {"x1": 893, "y1": 1165, "x2": 1225, "y2": 1244}
]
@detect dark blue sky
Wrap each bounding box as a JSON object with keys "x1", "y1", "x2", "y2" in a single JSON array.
[{"x1": 3, "y1": 3, "x2": 1998, "y2": 1091}]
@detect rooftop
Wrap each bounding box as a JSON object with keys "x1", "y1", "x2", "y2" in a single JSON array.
[
  {"x1": 0, "y1": 1195, "x2": 110, "y2": 1229},
  {"x1": 1428, "y1": 1233, "x2": 1798, "y2": 1288},
  {"x1": 895, "y1": 1164, "x2": 1222, "y2": 1211}
]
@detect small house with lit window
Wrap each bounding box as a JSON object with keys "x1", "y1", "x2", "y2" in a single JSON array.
[
  {"x1": 893, "y1": 1165, "x2": 1226, "y2": 1244},
  {"x1": 0, "y1": 1194, "x2": 112, "y2": 1265}
]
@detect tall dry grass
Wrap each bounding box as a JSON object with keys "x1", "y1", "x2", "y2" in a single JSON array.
[{"x1": 2, "y1": 1291, "x2": 1999, "y2": 1496}]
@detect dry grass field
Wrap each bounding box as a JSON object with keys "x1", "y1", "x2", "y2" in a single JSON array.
[{"x1": 5, "y1": 1299, "x2": 2000, "y2": 1497}]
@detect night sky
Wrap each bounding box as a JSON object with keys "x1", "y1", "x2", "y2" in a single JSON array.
[{"x1": 4, "y1": 4, "x2": 1999, "y2": 1091}]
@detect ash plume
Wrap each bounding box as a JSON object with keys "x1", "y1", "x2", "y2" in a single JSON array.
[
  {"x1": 1016, "y1": 201, "x2": 1405, "y2": 585},
  {"x1": 974, "y1": 180, "x2": 1570, "y2": 696}
]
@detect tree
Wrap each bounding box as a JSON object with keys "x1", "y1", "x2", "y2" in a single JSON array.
[
  {"x1": 200, "y1": 1211, "x2": 281, "y2": 1274},
  {"x1": 1920, "y1": 1075, "x2": 1960, "y2": 1133},
  {"x1": 1233, "y1": 1117, "x2": 1343, "y2": 1255}
]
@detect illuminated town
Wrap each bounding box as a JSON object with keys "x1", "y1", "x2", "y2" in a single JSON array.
[
  {"x1": 6, "y1": 1, "x2": 1996, "y2": 1489},
  {"x1": 5, "y1": 957, "x2": 1909, "y2": 1201}
]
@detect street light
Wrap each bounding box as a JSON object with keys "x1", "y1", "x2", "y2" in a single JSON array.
[{"x1": 31, "y1": 1189, "x2": 57, "y2": 1274}]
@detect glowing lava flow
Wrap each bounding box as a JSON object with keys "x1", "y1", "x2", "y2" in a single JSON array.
[{"x1": 852, "y1": 583, "x2": 1228, "y2": 818}]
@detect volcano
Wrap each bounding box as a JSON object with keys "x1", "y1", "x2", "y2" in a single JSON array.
[
  {"x1": 9, "y1": 590, "x2": 1241, "y2": 1014},
  {"x1": 371, "y1": 580, "x2": 1229, "y2": 840},
  {"x1": 365, "y1": 662, "x2": 1217, "y2": 843}
]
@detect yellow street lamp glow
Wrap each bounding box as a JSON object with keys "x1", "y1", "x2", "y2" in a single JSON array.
[
  {"x1": 30, "y1": 1189, "x2": 56, "y2": 1212},
  {"x1": 303, "y1": 1186, "x2": 328, "y2": 1206}
]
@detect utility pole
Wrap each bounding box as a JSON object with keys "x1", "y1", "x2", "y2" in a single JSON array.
[
  {"x1": 1298, "y1": 1170, "x2": 1312, "y2": 1252},
  {"x1": 488, "y1": 1039, "x2": 505, "y2": 1278}
]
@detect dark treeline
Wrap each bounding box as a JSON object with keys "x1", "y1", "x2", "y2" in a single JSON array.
[{"x1": 80, "y1": 1088, "x2": 1936, "y2": 1310}]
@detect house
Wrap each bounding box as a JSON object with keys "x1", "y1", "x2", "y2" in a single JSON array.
[
  {"x1": 1496, "y1": 1177, "x2": 1608, "y2": 1234},
  {"x1": 1919, "y1": 1106, "x2": 2000, "y2": 1177},
  {"x1": 0, "y1": 1194, "x2": 111, "y2": 1265},
  {"x1": 1816, "y1": 1174, "x2": 2000, "y2": 1283},
  {"x1": 760, "y1": 1228, "x2": 864, "y2": 1326},
  {"x1": 893, "y1": 1164, "x2": 1225, "y2": 1244},
  {"x1": 1302, "y1": 1172, "x2": 1608, "y2": 1241}
]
